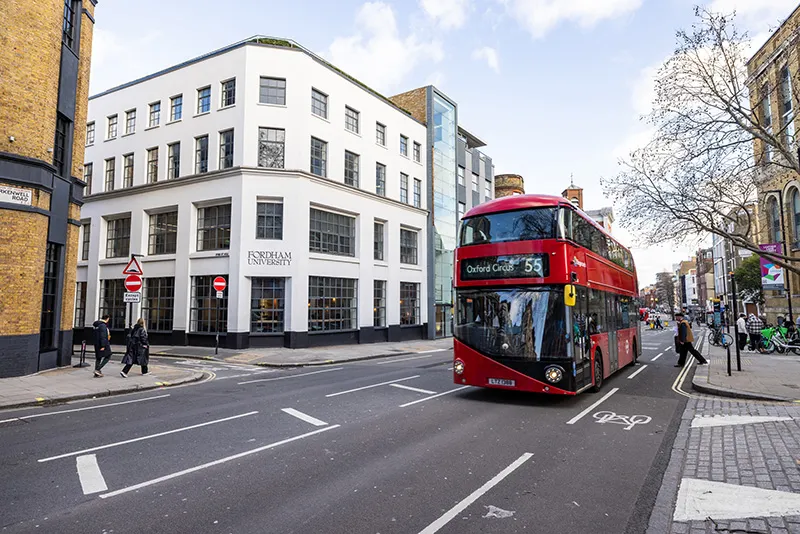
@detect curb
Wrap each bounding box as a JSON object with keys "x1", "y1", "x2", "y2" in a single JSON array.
[
  {"x1": 0, "y1": 371, "x2": 208, "y2": 411},
  {"x1": 690, "y1": 345, "x2": 792, "y2": 402}
]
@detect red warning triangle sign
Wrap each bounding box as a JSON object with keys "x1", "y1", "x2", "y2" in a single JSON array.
[{"x1": 122, "y1": 257, "x2": 144, "y2": 275}]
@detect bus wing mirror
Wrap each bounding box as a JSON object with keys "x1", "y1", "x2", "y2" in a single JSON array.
[{"x1": 564, "y1": 284, "x2": 576, "y2": 307}]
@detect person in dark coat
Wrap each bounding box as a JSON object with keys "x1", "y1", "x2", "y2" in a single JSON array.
[
  {"x1": 120, "y1": 318, "x2": 149, "y2": 377},
  {"x1": 92, "y1": 314, "x2": 112, "y2": 377}
]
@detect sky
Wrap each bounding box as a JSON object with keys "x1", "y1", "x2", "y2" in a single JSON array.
[{"x1": 88, "y1": 0, "x2": 799, "y2": 287}]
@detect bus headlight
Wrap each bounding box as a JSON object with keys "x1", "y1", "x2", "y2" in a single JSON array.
[
  {"x1": 544, "y1": 365, "x2": 563, "y2": 383},
  {"x1": 454, "y1": 359, "x2": 465, "y2": 375}
]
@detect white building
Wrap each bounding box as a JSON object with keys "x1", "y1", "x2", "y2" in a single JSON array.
[{"x1": 75, "y1": 37, "x2": 429, "y2": 348}]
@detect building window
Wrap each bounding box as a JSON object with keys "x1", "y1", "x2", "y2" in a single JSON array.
[
  {"x1": 258, "y1": 127, "x2": 285, "y2": 168},
  {"x1": 761, "y1": 84, "x2": 773, "y2": 163},
  {"x1": 376, "y1": 163, "x2": 386, "y2": 196},
  {"x1": 400, "y1": 228, "x2": 418, "y2": 264},
  {"x1": 197, "y1": 204, "x2": 231, "y2": 251},
  {"x1": 104, "y1": 158, "x2": 115, "y2": 192},
  {"x1": 125, "y1": 109, "x2": 136, "y2": 134},
  {"x1": 86, "y1": 122, "x2": 95, "y2": 146},
  {"x1": 485, "y1": 179, "x2": 492, "y2": 199},
  {"x1": 413, "y1": 178, "x2": 421, "y2": 208},
  {"x1": 256, "y1": 201, "x2": 283, "y2": 240},
  {"x1": 472, "y1": 173, "x2": 479, "y2": 192},
  {"x1": 197, "y1": 86, "x2": 211, "y2": 114},
  {"x1": 344, "y1": 151, "x2": 359, "y2": 187},
  {"x1": 83, "y1": 162, "x2": 93, "y2": 192},
  {"x1": 374, "y1": 280, "x2": 386, "y2": 327},
  {"x1": 142, "y1": 277, "x2": 175, "y2": 332},
  {"x1": 74, "y1": 281, "x2": 86, "y2": 328},
  {"x1": 107, "y1": 115, "x2": 118, "y2": 139},
  {"x1": 769, "y1": 196, "x2": 782, "y2": 244},
  {"x1": 794, "y1": 189, "x2": 800, "y2": 249},
  {"x1": 53, "y1": 114, "x2": 69, "y2": 177},
  {"x1": 81, "y1": 222, "x2": 90, "y2": 260},
  {"x1": 219, "y1": 129, "x2": 234, "y2": 169},
  {"x1": 106, "y1": 217, "x2": 131, "y2": 259},
  {"x1": 148, "y1": 211, "x2": 178, "y2": 255},
  {"x1": 259, "y1": 77, "x2": 286, "y2": 105},
  {"x1": 195, "y1": 135, "x2": 209, "y2": 174},
  {"x1": 374, "y1": 221, "x2": 384, "y2": 261},
  {"x1": 400, "y1": 173, "x2": 409, "y2": 203},
  {"x1": 168, "y1": 142, "x2": 180, "y2": 179},
  {"x1": 190, "y1": 276, "x2": 228, "y2": 333},
  {"x1": 458, "y1": 166, "x2": 465, "y2": 186},
  {"x1": 780, "y1": 66, "x2": 795, "y2": 144},
  {"x1": 400, "y1": 135, "x2": 408, "y2": 156},
  {"x1": 40, "y1": 243, "x2": 60, "y2": 349},
  {"x1": 345, "y1": 106, "x2": 360, "y2": 133},
  {"x1": 221, "y1": 78, "x2": 236, "y2": 107},
  {"x1": 311, "y1": 89, "x2": 328, "y2": 118},
  {"x1": 250, "y1": 278, "x2": 285, "y2": 333},
  {"x1": 413, "y1": 142, "x2": 421, "y2": 163},
  {"x1": 99, "y1": 279, "x2": 126, "y2": 330},
  {"x1": 400, "y1": 282, "x2": 420, "y2": 325},
  {"x1": 62, "y1": 0, "x2": 77, "y2": 49},
  {"x1": 310, "y1": 137, "x2": 327, "y2": 177},
  {"x1": 149, "y1": 102, "x2": 161, "y2": 127},
  {"x1": 376, "y1": 122, "x2": 386, "y2": 146},
  {"x1": 170, "y1": 95, "x2": 183, "y2": 121},
  {"x1": 458, "y1": 201, "x2": 466, "y2": 220},
  {"x1": 123, "y1": 153, "x2": 134, "y2": 187},
  {"x1": 147, "y1": 147, "x2": 159, "y2": 183},
  {"x1": 309, "y1": 208, "x2": 355, "y2": 256},
  {"x1": 308, "y1": 276, "x2": 357, "y2": 332}
]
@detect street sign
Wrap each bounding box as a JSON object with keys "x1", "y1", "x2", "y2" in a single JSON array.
[
  {"x1": 213, "y1": 276, "x2": 227, "y2": 292},
  {"x1": 216, "y1": 291, "x2": 224, "y2": 299},
  {"x1": 124, "y1": 274, "x2": 142, "y2": 292},
  {"x1": 124, "y1": 292, "x2": 141, "y2": 303},
  {"x1": 123, "y1": 256, "x2": 144, "y2": 275}
]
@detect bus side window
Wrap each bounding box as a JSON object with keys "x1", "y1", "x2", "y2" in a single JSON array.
[
  {"x1": 620, "y1": 296, "x2": 630, "y2": 329},
  {"x1": 573, "y1": 287, "x2": 589, "y2": 360},
  {"x1": 560, "y1": 208, "x2": 573, "y2": 241},
  {"x1": 588, "y1": 289, "x2": 604, "y2": 333}
]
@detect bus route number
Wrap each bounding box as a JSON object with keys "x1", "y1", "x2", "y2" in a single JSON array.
[{"x1": 461, "y1": 254, "x2": 549, "y2": 281}]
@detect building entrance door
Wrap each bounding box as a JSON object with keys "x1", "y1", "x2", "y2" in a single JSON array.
[{"x1": 435, "y1": 305, "x2": 452, "y2": 338}]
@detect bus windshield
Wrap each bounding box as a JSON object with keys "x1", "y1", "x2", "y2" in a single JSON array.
[
  {"x1": 454, "y1": 287, "x2": 567, "y2": 361},
  {"x1": 459, "y1": 207, "x2": 556, "y2": 246}
]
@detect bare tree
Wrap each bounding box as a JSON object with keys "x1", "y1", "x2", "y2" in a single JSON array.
[
  {"x1": 655, "y1": 272, "x2": 676, "y2": 311},
  {"x1": 602, "y1": 8, "x2": 800, "y2": 275}
]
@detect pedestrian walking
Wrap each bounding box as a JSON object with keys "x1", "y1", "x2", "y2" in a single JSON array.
[
  {"x1": 655, "y1": 316, "x2": 663, "y2": 330},
  {"x1": 736, "y1": 313, "x2": 748, "y2": 351},
  {"x1": 92, "y1": 314, "x2": 112, "y2": 377},
  {"x1": 120, "y1": 318, "x2": 149, "y2": 377},
  {"x1": 675, "y1": 311, "x2": 708, "y2": 367},
  {"x1": 746, "y1": 313, "x2": 764, "y2": 352}
]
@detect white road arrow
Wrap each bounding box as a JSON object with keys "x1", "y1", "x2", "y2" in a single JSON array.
[
  {"x1": 675, "y1": 478, "x2": 800, "y2": 521},
  {"x1": 691, "y1": 415, "x2": 794, "y2": 428}
]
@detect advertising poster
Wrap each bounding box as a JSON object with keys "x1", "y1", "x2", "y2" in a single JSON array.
[{"x1": 759, "y1": 243, "x2": 785, "y2": 291}]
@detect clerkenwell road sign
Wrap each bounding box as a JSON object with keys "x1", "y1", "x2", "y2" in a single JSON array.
[
  {"x1": 0, "y1": 185, "x2": 32, "y2": 206},
  {"x1": 247, "y1": 250, "x2": 292, "y2": 266}
]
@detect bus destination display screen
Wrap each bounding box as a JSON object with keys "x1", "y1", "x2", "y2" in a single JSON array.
[{"x1": 460, "y1": 254, "x2": 550, "y2": 280}]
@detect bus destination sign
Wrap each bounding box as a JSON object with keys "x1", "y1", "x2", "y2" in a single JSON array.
[{"x1": 460, "y1": 254, "x2": 549, "y2": 280}]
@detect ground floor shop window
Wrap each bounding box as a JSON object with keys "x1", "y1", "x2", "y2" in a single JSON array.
[
  {"x1": 143, "y1": 277, "x2": 175, "y2": 332},
  {"x1": 251, "y1": 277, "x2": 285, "y2": 333},
  {"x1": 74, "y1": 281, "x2": 87, "y2": 328},
  {"x1": 308, "y1": 276, "x2": 357, "y2": 332},
  {"x1": 99, "y1": 279, "x2": 126, "y2": 330},
  {"x1": 400, "y1": 282, "x2": 420, "y2": 326},
  {"x1": 40, "y1": 243, "x2": 60, "y2": 349},
  {"x1": 190, "y1": 275, "x2": 228, "y2": 333},
  {"x1": 374, "y1": 280, "x2": 386, "y2": 327}
]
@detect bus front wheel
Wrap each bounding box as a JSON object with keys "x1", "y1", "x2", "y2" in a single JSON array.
[{"x1": 592, "y1": 350, "x2": 604, "y2": 393}]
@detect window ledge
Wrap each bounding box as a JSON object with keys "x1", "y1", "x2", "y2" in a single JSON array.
[
  {"x1": 309, "y1": 329, "x2": 358, "y2": 335},
  {"x1": 374, "y1": 260, "x2": 389, "y2": 266},
  {"x1": 85, "y1": 143, "x2": 94, "y2": 148},
  {"x1": 312, "y1": 113, "x2": 330, "y2": 123},
  {"x1": 400, "y1": 154, "x2": 409, "y2": 159},
  {"x1": 104, "y1": 138, "x2": 117, "y2": 142},
  {"x1": 190, "y1": 250, "x2": 231, "y2": 259},
  {"x1": 98, "y1": 258, "x2": 129, "y2": 265},
  {"x1": 309, "y1": 252, "x2": 359, "y2": 265},
  {"x1": 167, "y1": 119, "x2": 182, "y2": 125},
  {"x1": 346, "y1": 128, "x2": 361, "y2": 137},
  {"x1": 218, "y1": 104, "x2": 236, "y2": 111},
  {"x1": 377, "y1": 143, "x2": 388, "y2": 150},
  {"x1": 145, "y1": 125, "x2": 160, "y2": 131},
  {"x1": 194, "y1": 111, "x2": 211, "y2": 118},
  {"x1": 143, "y1": 253, "x2": 177, "y2": 262},
  {"x1": 257, "y1": 102, "x2": 287, "y2": 108},
  {"x1": 122, "y1": 132, "x2": 135, "y2": 137},
  {"x1": 400, "y1": 264, "x2": 423, "y2": 271}
]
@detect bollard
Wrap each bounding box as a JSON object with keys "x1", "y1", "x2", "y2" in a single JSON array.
[
  {"x1": 73, "y1": 340, "x2": 90, "y2": 368},
  {"x1": 726, "y1": 342, "x2": 731, "y2": 377}
]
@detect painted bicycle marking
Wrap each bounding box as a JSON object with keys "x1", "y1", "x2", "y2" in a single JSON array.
[{"x1": 593, "y1": 411, "x2": 652, "y2": 430}]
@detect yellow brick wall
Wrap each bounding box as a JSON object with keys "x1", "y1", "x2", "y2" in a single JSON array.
[
  {"x1": 71, "y1": 2, "x2": 95, "y2": 179},
  {"x1": 389, "y1": 87, "x2": 428, "y2": 125},
  {"x1": 60, "y1": 204, "x2": 82, "y2": 331}
]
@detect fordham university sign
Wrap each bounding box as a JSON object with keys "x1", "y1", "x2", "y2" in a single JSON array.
[{"x1": 247, "y1": 250, "x2": 292, "y2": 266}]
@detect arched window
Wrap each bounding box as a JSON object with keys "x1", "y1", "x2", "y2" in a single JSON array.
[
  {"x1": 769, "y1": 196, "x2": 783, "y2": 244},
  {"x1": 793, "y1": 189, "x2": 800, "y2": 249}
]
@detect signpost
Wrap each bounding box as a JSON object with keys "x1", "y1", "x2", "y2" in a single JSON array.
[
  {"x1": 122, "y1": 256, "x2": 144, "y2": 339},
  {"x1": 213, "y1": 277, "x2": 226, "y2": 355}
]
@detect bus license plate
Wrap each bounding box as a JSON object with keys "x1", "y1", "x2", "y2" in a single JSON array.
[{"x1": 488, "y1": 378, "x2": 515, "y2": 387}]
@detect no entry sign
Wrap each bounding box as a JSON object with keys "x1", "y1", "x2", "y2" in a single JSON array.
[
  {"x1": 124, "y1": 274, "x2": 142, "y2": 292},
  {"x1": 213, "y1": 276, "x2": 227, "y2": 292}
]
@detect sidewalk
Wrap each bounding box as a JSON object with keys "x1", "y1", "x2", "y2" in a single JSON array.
[
  {"x1": 692, "y1": 341, "x2": 800, "y2": 402},
  {"x1": 0, "y1": 358, "x2": 205, "y2": 411},
  {"x1": 75, "y1": 338, "x2": 454, "y2": 367}
]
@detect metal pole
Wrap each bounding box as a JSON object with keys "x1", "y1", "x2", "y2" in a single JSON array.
[
  {"x1": 730, "y1": 271, "x2": 742, "y2": 372},
  {"x1": 215, "y1": 297, "x2": 220, "y2": 356},
  {"x1": 726, "y1": 343, "x2": 732, "y2": 377},
  {"x1": 778, "y1": 189, "x2": 794, "y2": 322}
]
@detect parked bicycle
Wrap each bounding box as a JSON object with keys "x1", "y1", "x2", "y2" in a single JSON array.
[
  {"x1": 707, "y1": 325, "x2": 733, "y2": 348},
  {"x1": 761, "y1": 323, "x2": 800, "y2": 354}
]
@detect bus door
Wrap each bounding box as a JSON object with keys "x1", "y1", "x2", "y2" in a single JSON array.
[
  {"x1": 606, "y1": 294, "x2": 619, "y2": 374},
  {"x1": 572, "y1": 287, "x2": 592, "y2": 389}
]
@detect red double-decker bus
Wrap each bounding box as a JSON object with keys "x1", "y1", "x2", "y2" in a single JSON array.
[{"x1": 453, "y1": 194, "x2": 641, "y2": 395}]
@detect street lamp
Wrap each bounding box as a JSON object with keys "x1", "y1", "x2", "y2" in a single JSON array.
[{"x1": 763, "y1": 189, "x2": 793, "y2": 322}]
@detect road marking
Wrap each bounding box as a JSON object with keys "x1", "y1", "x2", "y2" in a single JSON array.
[
  {"x1": 375, "y1": 354, "x2": 439, "y2": 365},
  {"x1": 399, "y1": 385, "x2": 470, "y2": 407},
  {"x1": 215, "y1": 370, "x2": 275, "y2": 380},
  {"x1": 691, "y1": 415, "x2": 794, "y2": 428},
  {"x1": 99, "y1": 425, "x2": 340, "y2": 499},
  {"x1": 76, "y1": 454, "x2": 107, "y2": 495},
  {"x1": 417, "y1": 453, "x2": 534, "y2": 534},
  {"x1": 566, "y1": 388, "x2": 619, "y2": 425},
  {"x1": 39, "y1": 411, "x2": 258, "y2": 463},
  {"x1": 674, "y1": 477, "x2": 800, "y2": 521},
  {"x1": 627, "y1": 364, "x2": 648, "y2": 379},
  {"x1": 281, "y1": 408, "x2": 328, "y2": 427},
  {"x1": 416, "y1": 348, "x2": 450, "y2": 354},
  {"x1": 593, "y1": 411, "x2": 652, "y2": 430},
  {"x1": 651, "y1": 352, "x2": 663, "y2": 361},
  {"x1": 0, "y1": 394, "x2": 171, "y2": 425},
  {"x1": 389, "y1": 383, "x2": 437, "y2": 395},
  {"x1": 238, "y1": 367, "x2": 343, "y2": 385},
  {"x1": 326, "y1": 376, "x2": 421, "y2": 397}
]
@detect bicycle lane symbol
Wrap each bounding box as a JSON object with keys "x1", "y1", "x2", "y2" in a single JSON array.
[{"x1": 593, "y1": 411, "x2": 652, "y2": 430}]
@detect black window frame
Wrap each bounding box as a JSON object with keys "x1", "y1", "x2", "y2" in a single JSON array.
[
  {"x1": 190, "y1": 275, "x2": 228, "y2": 333},
  {"x1": 62, "y1": 0, "x2": 78, "y2": 49},
  {"x1": 142, "y1": 277, "x2": 175, "y2": 332},
  {"x1": 168, "y1": 142, "x2": 180, "y2": 179},
  {"x1": 81, "y1": 222, "x2": 90, "y2": 260},
  {"x1": 107, "y1": 115, "x2": 118, "y2": 139},
  {"x1": 258, "y1": 127, "x2": 285, "y2": 169},
  {"x1": 413, "y1": 178, "x2": 421, "y2": 208},
  {"x1": 309, "y1": 208, "x2": 355, "y2": 257},
  {"x1": 148, "y1": 211, "x2": 178, "y2": 255},
  {"x1": 146, "y1": 147, "x2": 158, "y2": 183},
  {"x1": 221, "y1": 78, "x2": 236, "y2": 107},
  {"x1": 374, "y1": 221, "x2": 384, "y2": 261},
  {"x1": 53, "y1": 114, "x2": 69, "y2": 177},
  {"x1": 256, "y1": 201, "x2": 283, "y2": 240},
  {"x1": 196, "y1": 204, "x2": 231, "y2": 251},
  {"x1": 74, "y1": 281, "x2": 86, "y2": 328},
  {"x1": 413, "y1": 141, "x2": 421, "y2": 162},
  {"x1": 400, "y1": 228, "x2": 418, "y2": 265},
  {"x1": 310, "y1": 137, "x2": 327, "y2": 177},
  {"x1": 374, "y1": 280, "x2": 386, "y2": 327},
  {"x1": 376, "y1": 162, "x2": 386, "y2": 196},
  {"x1": 259, "y1": 77, "x2": 286, "y2": 105},
  {"x1": 105, "y1": 217, "x2": 131, "y2": 259},
  {"x1": 219, "y1": 129, "x2": 234, "y2": 169},
  {"x1": 125, "y1": 109, "x2": 136, "y2": 134},
  {"x1": 376, "y1": 122, "x2": 386, "y2": 146},
  {"x1": 400, "y1": 173, "x2": 409, "y2": 203},
  {"x1": 122, "y1": 153, "x2": 134, "y2": 187},
  {"x1": 250, "y1": 277, "x2": 286, "y2": 333},
  {"x1": 99, "y1": 278, "x2": 126, "y2": 330},
  {"x1": 345, "y1": 106, "x2": 360, "y2": 133},
  {"x1": 197, "y1": 86, "x2": 211, "y2": 114},
  {"x1": 195, "y1": 135, "x2": 209, "y2": 174},
  {"x1": 311, "y1": 88, "x2": 328, "y2": 118},
  {"x1": 344, "y1": 150, "x2": 359, "y2": 187},
  {"x1": 83, "y1": 162, "x2": 93, "y2": 192},
  {"x1": 86, "y1": 122, "x2": 95, "y2": 146},
  {"x1": 104, "y1": 158, "x2": 115, "y2": 191},
  {"x1": 40, "y1": 243, "x2": 60, "y2": 350},
  {"x1": 400, "y1": 282, "x2": 420, "y2": 326},
  {"x1": 308, "y1": 276, "x2": 358, "y2": 333},
  {"x1": 170, "y1": 94, "x2": 183, "y2": 121},
  {"x1": 149, "y1": 101, "x2": 161, "y2": 127},
  {"x1": 400, "y1": 135, "x2": 408, "y2": 156}
]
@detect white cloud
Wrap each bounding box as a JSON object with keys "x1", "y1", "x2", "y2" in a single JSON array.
[
  {"x1": 631, "y1": 63, "x2": 659, "y2": 116},
  {"x1": 420, "y1": 0, "x2": 471, "y2": 29},
  {"x1": 501, "y1": 0, "x2": 643, "y2": 38},
  {"x1": 472, "y1": 46, "x2": 500, "y2": 72},
  {"x1": 328, "y1": 2, "x2": 444, "y2": 93}
]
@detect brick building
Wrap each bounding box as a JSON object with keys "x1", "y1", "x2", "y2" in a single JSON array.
[
  {"x1": 0, "y1": 0, "x2": 97, "y2": 377},
  {"x1": 494, "y1": 174, "x2": 525, "y2": 197}
]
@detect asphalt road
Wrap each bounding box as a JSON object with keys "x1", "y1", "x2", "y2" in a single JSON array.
[{"x1": 0, "y1": 327, "x2": 696, "y2": 534}]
